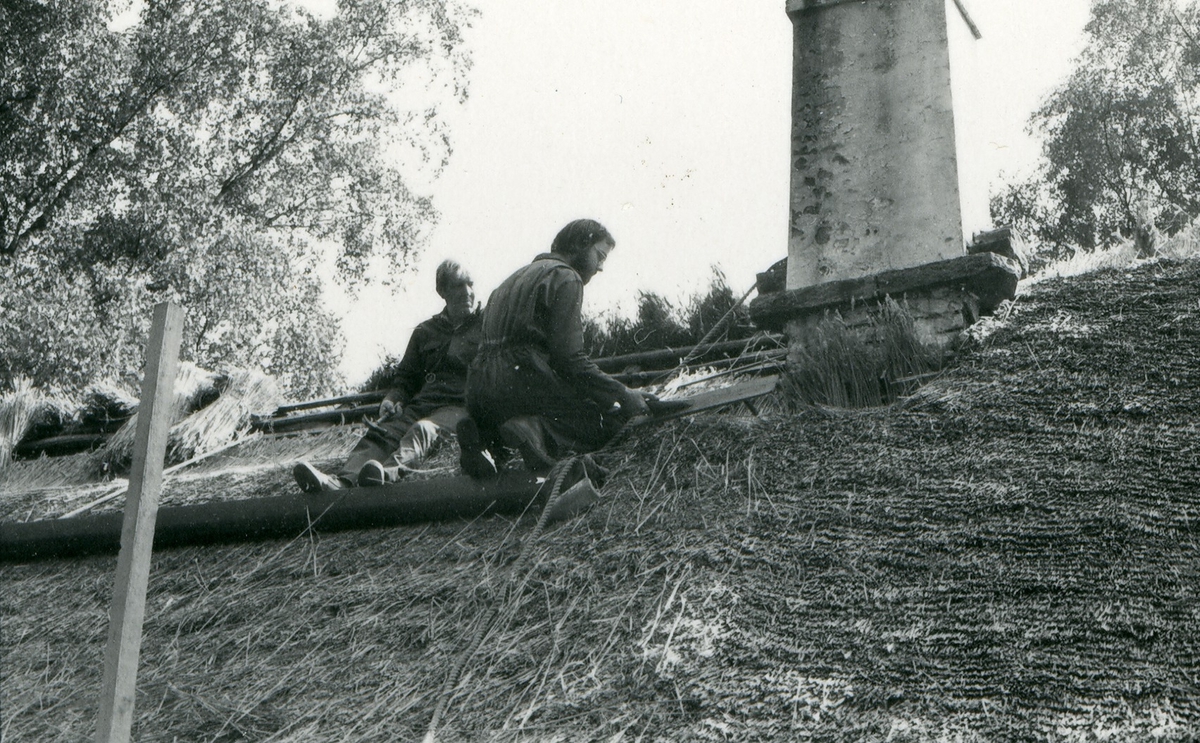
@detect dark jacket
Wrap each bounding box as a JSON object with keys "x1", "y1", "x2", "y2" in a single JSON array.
[{"x1": 381, "y1": 308, "x2": 482, "y2": 419}]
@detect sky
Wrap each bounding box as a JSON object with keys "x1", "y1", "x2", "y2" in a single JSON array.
[{"x1": 328, "y1": 0, "x2": 1095, "y2": 385}]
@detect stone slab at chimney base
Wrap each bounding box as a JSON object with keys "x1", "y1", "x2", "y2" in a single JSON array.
[
  {"x1": 750, "y1": 252, "x2": 1020, "y2": 361},
  {"x1": 784, "y1": 286, "x2": 980, "y2": 364}
]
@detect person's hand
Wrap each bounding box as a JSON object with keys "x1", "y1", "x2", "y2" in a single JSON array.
[
  {"x1": 621, "y1": 388, "x2": 650, "y2": 416},
  {"x1": 378, "y1": 399, "x2": 396, "y2": 420}
]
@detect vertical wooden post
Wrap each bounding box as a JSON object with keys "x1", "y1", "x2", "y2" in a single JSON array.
[{"x1": 95, "y1": 301, "x2": 184, "y2": 743}]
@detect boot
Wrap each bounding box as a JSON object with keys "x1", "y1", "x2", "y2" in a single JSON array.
[
  {"x1": 456, "y1": 417, "x2": 497, "y2": 479},
  {"x1": 293, "y1": 462, "x2": 350, "y2": 493},
  {"x1": 357, "y1": 460, "x2": 392, "y2": 487},
  {"x1": 499, "y1": 416, "x2": 557, "y2": 474}
]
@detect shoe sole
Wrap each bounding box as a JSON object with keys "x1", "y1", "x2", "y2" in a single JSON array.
[{"x1": 293, "y1": 462, "x2": 324, "y2": 493}]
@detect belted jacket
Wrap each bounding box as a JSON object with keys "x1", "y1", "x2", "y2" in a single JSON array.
[{"x1": 472, "y1": 253, "x2": 627, "y2": 409}]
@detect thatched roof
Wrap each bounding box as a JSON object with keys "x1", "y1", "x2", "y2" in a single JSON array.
[{"x1": 5, "y1": 257, "x2": 1200, "y2": 741}]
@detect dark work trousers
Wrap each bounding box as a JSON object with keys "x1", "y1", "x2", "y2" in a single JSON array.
[{"x1": 467, "y1": 352, "x2": 627, "y2": 459}]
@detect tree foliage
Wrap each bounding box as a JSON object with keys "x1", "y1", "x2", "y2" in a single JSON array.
[
  {"x1": 992, "y1": 0, "x2": 1200, "y2": 259},
  {"x1": 0, "y1": 0, "x2": 473, "y2": 396},
  {"x1": 581, "y1": 269, "x2": 755, "y2": 360}
]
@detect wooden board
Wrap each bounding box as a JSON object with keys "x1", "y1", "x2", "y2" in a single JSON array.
[
  {"x1": 632, "y1": 375, "x2": 780, "y2": 426},
  {"x1": 96, "y1": 301, "x2": 183, "y2": 743}
]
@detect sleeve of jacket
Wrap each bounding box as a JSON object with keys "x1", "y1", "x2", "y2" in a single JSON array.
[
  {"x1": 544, "y1": 270, "x2": 629, "y2": 406},
  {"x1": 383, "y1": 324, "x2": 430, "y2": 405}
]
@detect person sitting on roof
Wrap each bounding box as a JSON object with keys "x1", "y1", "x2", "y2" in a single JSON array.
[
  {"x1": 293, "y1": 259, "x2": 482, "y2": 492},
  {"x1": 456, "y1": 218, "x2": 651, "y2": 478}
]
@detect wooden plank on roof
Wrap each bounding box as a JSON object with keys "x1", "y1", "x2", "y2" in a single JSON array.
[{"x1": 632, "y1": 375, "x2": 780, "y2": 426}]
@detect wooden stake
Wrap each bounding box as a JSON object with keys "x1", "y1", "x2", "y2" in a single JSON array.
[{"x1": 95, "y1": 302, "x2": 184, "y2": 743}]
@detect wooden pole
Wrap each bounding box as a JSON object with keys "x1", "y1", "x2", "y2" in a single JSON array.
[
  {"x1": 593, "y1": 334, "x2": 784, "y2": 373},
  {"x1": 951, "y1": 0, "x2": 983, "y2": 40},
  {"x1": 1, "y1": 472, "x2": 547, "y2": 563},
  {"x1": 270, "y1": 390, "x2": 385, "y2": 416},
  {"x1": 94, "y1": 301, "x2": 184, "y2": 743}
]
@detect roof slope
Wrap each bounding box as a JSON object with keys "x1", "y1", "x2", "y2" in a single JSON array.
[{"x1": 4, "y1": 259, "x2": 1200, "y2": 742}]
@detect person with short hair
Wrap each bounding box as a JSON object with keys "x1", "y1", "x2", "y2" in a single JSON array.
[
  {"x1": 293, "y1": 259, "x2": 482, "y2": 492},
  {"x1": 458, "y1": 219, "x2": 650, "y2": 477}
]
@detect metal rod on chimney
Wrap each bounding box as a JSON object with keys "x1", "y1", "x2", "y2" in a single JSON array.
[{"x1": 952, "y1": 0, "x2": 983, "y2": 40}]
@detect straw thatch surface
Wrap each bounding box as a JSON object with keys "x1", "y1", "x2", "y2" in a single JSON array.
[
  {"x1": 5, "y1": 258, "x2": 1200, "y2": 741},
  {"x1": 0, "y1": 452, "x2": 101, "y2": 500},
  {"x1": 0, "y1": 428, "x2": 362, "y2": 522}
]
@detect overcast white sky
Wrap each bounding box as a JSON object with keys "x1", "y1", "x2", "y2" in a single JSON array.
[{"x1": 329, "y1": 0, "x2": 1094, "y2": 385}]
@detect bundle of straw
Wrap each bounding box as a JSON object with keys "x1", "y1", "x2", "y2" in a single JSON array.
[
  {"x1": 0, "y1": 379, "x2": 78, "y2": 467},
  {"x1": 22, "y1": 397, "x2": 74, "y2": 442},
  {"x1": 97, "y1": 362, "x2": 223, "y2": 472},
  {"x1": 0, "y1": 378, "x2": 40, "y2": 469},
  {"x1": 783, "y1": 298, "x2": 942, "y2": 409},
  {"x1": 77, "y1": 381, "x2": 139, "y2": 433},
  {"x1": 168, "y1": 368, "x2": 285, "y2": 462}
]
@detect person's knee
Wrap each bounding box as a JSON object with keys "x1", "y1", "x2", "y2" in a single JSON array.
[
  {"x1": 498, "y1": 416, "x2": 541, "y2": 447},
  {"x1": 395, "y1": 419, "x2": 441, "y2": 465},
  {"x1": 411, "y1": 419, "x2": 439, "y2": 439}
]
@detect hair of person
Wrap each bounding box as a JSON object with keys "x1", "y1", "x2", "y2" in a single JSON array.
[
  {"x1": 435, "y1": 259, "x2": 473, "y2": 298},
  {"x1": 550, "y1": 219, "x2": 615, "y2": 257}
]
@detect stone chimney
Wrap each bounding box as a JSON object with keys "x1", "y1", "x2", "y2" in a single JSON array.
[{"x1": 751, "y1": 0, "x2": 1019, "y2": 357}]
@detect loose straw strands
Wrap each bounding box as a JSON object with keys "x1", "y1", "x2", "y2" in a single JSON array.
[
  {"x1": 98, "y1": 361, "x2": 221, "y2": 470},
  {"x1": 168, "y1": 369, "x2": 284, "y2": 463},
  {"x1": 0, "y1": 378, "x2": 74, "y2": 470}
]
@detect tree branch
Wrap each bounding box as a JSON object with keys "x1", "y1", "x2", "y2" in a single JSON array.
[
  {"x1": 215, "y1": 86, "x2": 308, "y2": 203},
  {"x1": 0, "y1": 39, "x2": 216, "y2": 258}
]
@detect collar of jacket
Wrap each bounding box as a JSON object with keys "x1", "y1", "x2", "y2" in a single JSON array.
[
  {"x1": 533, "y1": 252, "x2": 579, "y2": 276},
  {"x1": 430, "y1": 306, "x2": 482, "y2": 333}
]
